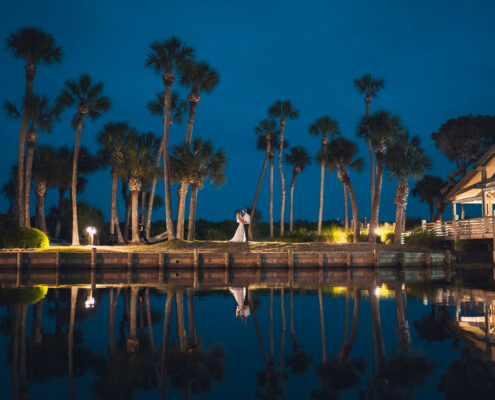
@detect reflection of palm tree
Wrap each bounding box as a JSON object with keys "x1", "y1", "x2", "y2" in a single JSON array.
[
  {"x1": 369, "y1": 285, "x2": 386, "y2": 372},
  {"x1": 286, "y1": 289, "x2": 312, "y2": 375},
  {"x1": 187, "y1": 289, "x2": 197, "y2": 348},
  {"x1": 338, "y1": 289, "x2": 362, "y2": 363},
  {"x1": 395, "y1": 285, "x2": 411, "y2": 355},
  {"x1": 414, "y1": 304, "x2": 451, "y2": 342},
  {"x1": 318, "y1": 289, "x2": 326, "y2": 363},
  {"x1": 127, "y1": 287, "x2": 139, "y2": 353},
  {"x1": 108, "y1": 287, "x2": 121, "y2": 355},
  {"x1": 159, "y1": 291, "x2": 174, "y2": 397},
  {"x1": 176, "y1": 289, "x2": 187, "y2": 351},
  {"x1": 68, "y1": 287, "x2": 78, "y2": 400}
]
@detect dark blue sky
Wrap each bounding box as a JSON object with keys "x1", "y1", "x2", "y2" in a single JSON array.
[{"x1": 1, "y1": 0, "x2": 495, "y2": 223}]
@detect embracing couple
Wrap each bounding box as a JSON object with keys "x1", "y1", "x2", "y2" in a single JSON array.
[{"x1": 230, "y1": 209, "x2": 251, "y2": 243}]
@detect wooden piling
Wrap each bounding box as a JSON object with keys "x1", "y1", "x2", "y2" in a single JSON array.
[
  {"x1": 91, "y1": 248, "x2": 96, "y2": 269},
  {"x1": 287, "y1": 249, "x2": 293, "y2": 268},
  {"x1": 193, "y1": 249, "x2": 199, "y2": 269}
]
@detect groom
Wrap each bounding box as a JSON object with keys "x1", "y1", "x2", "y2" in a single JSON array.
[{"x1": 242, "y1": 209, "x2": 251, "y2": 242}]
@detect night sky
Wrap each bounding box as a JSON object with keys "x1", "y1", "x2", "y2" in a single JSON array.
[{"x1": 1, "y1": 0, "x2": 495, "y2": 224}]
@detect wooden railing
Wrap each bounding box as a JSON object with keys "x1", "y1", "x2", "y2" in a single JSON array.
[{"x1": 419, "y1": 216, "x2": 495, "y2": 239}]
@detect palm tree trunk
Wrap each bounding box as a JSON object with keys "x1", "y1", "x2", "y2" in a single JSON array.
[
  {"x1": 395, "y1": 286, "x2": 410, "y2": 355},
  {"x1": 279, "y1": 120, "x2": 286, "y2": 237},
  {"x1": 367, "y1": 141, "x2": 375, "y2": 214},
  {"x1": 369, "y1": 153, "x2": 384, "y2": 243},
  {"x1": 289, "y1": 172, "x2": 297, "y2": 233},
  {"x1": 318, "y1": 161, "x2": 325, "y2": 234},
  {"x1": 55, "y1": 188, "x2": 65, "y2": 238},
  {"x1": 110, "y1": 172, "x2": 124, "y2": 243},
  {"x1": 160, "y1": 292, "x2": 173, "y2": 395},
  {"x1": 318, "y1": 289, "x2": 326, "y2": 362},
  {"x1": 19, "y1": 304, "x2": 28, "y2": 399},
  {"x1": 269, "y1": 155, "x2": 274, "y2": 239},
  {"x1": 35, "y1": 182, "x2": 47, "y2": 234},
  {"x1": 24, "y1": 131, "x2": 36, "y2": 228},
  {"x1": 249, "y1": 147, "x2": 270, "y2": 240},
  {"x1": 71, "y1": 116, "x2": 85, "y2": 245},
  {"x1": 131, "y1": 189, "x2": 140, "y2": 243},
  {"x1": 68, "y1": 287, "x2": 78, "y2": 400},
  {"x1": 11, "y1": 305, "x2": 21, "y2": 399},
  {"x1": 269, "y1": 289, "x2": 274, "y2": 359},
  {"x1": 162, "y1": 80, "x2": 175, "y2": 239},
  {"x1": 343, "y1": 182, "x2": 348, "y2": 230},
  {"x1": 177, "y1": 182, "x2": 188, "y2": 239},
  {"x1": 187, "y1": 289, "x2": 196, "y2": 348},
  {"x1": 141, "y1": 191, "x2": 147, "y2": 225},
  {"x1": 145, "y1": 288, "x2": 155, "y2": 352},
  {"x1": 339, "y1": 289, "x2": 361, "y2": 363},
  {"x1": 176, "y1": 290, "x2": 186, "y2": 351},
  {"x1": 108, "y1": 287, "x2": 121, "y2": 355},
  {"x1": 346, "y1": 179, "x2": 360, "y2": 243},
  {"x1": 187, "y1": 184, "x2": 199, "y2": 241},
  {"x1": 124, "y1": 191, "x2": 131, "y2": 243},
  {"x1": 127, "y1": 287, "x2": 139, "y2": 352},
  {"x1": 249, "y1": 291, "x2": 269, "y2": 367},
  {"x1": 393, "y1": 178, "x2": 409, "y2": 244},
  {"x1": 145, "y1": 134, "x2": 165, "y2": 239}
]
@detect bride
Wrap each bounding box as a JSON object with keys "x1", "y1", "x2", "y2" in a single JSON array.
[{"x1": 230, "y1": 211, "x2": 246, "y2": 242}]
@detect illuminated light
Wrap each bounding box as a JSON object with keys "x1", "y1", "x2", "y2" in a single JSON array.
[
  {"x1": 85, "y1": 296, "x2": 95, "y2": 308},
  {"x1": 374, "y1": 229, "x2": 379, "y2": 234},
  {"x1": 423, "y1": 295, "x2": 428, "y2": 305},
  {"x1": 86, "y1": 226, "x2": 97, "y2": 246},
  {"x1": 374, "y1": 286, "x2": 380, "y2": 296}
]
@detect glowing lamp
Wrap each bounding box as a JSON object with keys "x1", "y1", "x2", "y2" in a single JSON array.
[
  {"x1": 85, "y1": 296, "x2": 95, "y2": 308},
  {"x1": 86, "y1": 226, "x2": 96, "y2": 246}
]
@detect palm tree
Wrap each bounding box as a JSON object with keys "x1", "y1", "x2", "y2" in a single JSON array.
[
  {"x1": 32, "y1": 144, "x2": 58, "y2": 233},
  {"x1": 175, "y1": 61, "x2": 220, "y2": 239},
  {"x1": 6, "y1": 26, "x2": 63, "y2": 226},
  {"x1": 97, "y1": 122, "x2": 129, "y2": 244},
  {"x1": 284, "y1": 146, "x2": 311, "y2": 232},
  {"x1": 55, "y1": 73, "x2": 110, "y2": 245},
  {"x1": 145, "y1": 91, "x2": 187, "y2": 239},
  {"x1": 309, "y1": 116, "x2": 340, "y2": 234},
  {"x1": 122, "y1": 130, "x2": 160, "y2": 243},
  {"x1": 364, "y1": 111, "x2": 405, "y2": 243},
  {"x1": 145, "y1": 37, "x2": 194, "y2": 240},
  {"x1": 412, "y1": 175, "x2": 446, "y2": 222},
  {"x1": 4, "y1": 95, "x2": 55, "y2": 227},
  {"x1": 321, "y1": 137, "x2": 364, "y2": 242},
  {"x1": 127, "y1": 287, "x2": 139, "y2": 352},
  {"x1": 249, "y1": 119, "x2": 278, "y2": 239},
  {"x1": 354, "y1": 73, "x2": 385, "y2": 212},
  {"x1": 386, "y1": 135, "x2": 431, "y2": 242},
  {"x1": 170, "y1": 138, "x2": 226, "y2": 240},
  {"x1": 268, "y1": 100, "x2": 299, "y2": 236}
]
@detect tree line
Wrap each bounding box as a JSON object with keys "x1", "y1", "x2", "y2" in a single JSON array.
[{"x1": 3, "y1": 26, "x2": 495, "y2": 245}]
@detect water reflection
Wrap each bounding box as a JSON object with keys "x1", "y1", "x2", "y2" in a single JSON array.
[{"x1": 0, "y1": 267, "x2": 494, "y2": 399}]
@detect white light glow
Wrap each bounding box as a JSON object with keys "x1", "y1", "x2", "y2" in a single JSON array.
[{"x1": 85, "y1": 297, "x2": 95, "y2": 309}]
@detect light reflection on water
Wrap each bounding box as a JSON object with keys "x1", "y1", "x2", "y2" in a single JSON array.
[{"x1": 0, "y1": 267, "x2": 494, "y2": 399}]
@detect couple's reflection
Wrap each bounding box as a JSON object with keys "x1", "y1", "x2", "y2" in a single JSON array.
[{"x1": 229, "y1": 287, "x2": 250, "y2": 321}]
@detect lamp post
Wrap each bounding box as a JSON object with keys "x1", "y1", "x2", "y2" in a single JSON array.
[{"x1": 86, "y1": 226, "x2": 96, "y2": 246}]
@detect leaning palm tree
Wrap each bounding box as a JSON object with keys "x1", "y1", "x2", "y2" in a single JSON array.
[
  {"x1": 145, "y1": 91, "x2": 187, "y2": 239},
  {"x1": 97, "y1": 121, "x2": 129, "y2": 244},
  {"x1": 321, "y1": 137, "x2": 364, "y2": 242},
  {"x1": 364, "y1": 111, "x2": 405, "y2": 243},
  {"x1": 309, "y1": 116, "x2": 340, "y2": 234},
  {"x1": 170, "y1": 138, "x2": 226, "y2": 241},
  {"x1": 268, "y1": 100, "x2": 299, "y2": 236},
  {"x1": 4, "y1": 94, "x2": 55, "y2": 227},
  {"x1": 386, "y1": 135, "x2": 431, "y2": 242},
  {"x1": 145, "y1": 37, "x2": 194, "y2": 240},
  {"x1": 32, "y1": 144, "x2": 58, "y2": 233},
  {"x1": 122, "y1": 130, "x2": 160, "y2": 243},
  {"x1": 175, "y1": 61, "x2": 220, "y2": 239},
  {"x1": 284, "y1": 146, "x2": 311, "y2": 232},
  {"x1": 354, "y1": 73, "x2": 385, "y2": 211},
  {"x1": 55, "y1": 73, "x2": 110, "y2": 245},
  {"x1": 6, "y1": 26, "x2": 63, "y2": 226},
  {"x1": 249, "y1": 119, "x2": 279, "y2": 239}
]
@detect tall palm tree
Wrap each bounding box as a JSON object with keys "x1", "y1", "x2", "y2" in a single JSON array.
[
  {"x1": 145, "y1": 37, "x2": 194, "y2": 240},
  {"x1": 412, "y1": 175, "x2": 446, "y2": 222},
  {"x1": 268, "y1": 100, "x2": 299, "y2": 236},
  {"x1": 364, "y1": 111, "x2": 405, "y2": 243},
  {"x1": 170, "y1": 138, "x2": 226, "y2": 240},
  {"x1": 175, "y1": 61, "x2": 220, "y2": 239},
  {"x1": 249, "y1": 119, "x2": 278, "y2": 239},
  {"x1": 321, "y1": 137, "x2": 364, "y2": 242},
  {"x1": 309, "y1": 116, "x2": 340, "y2": 234},
  {"x1": 97, "y1": 122, "x2": 129, "y2": 244},
  {"x1": 122, "y1": 130, "x2": 160, "y2": 243},
  {"x1": 6, "y1": 26, "x2": 63, "y2": 226},
  {"x1": 354, "y1": 73, "x2": 385, "y2": 212},
  {"x1": 145, "y1": 91, "x2": 187, "y2": 239},
  {"x1": 4, "y1": 94, "x2": 55, "y2": 227},
  {"x1": 55, "y1": 73, "x2": 110, "y2": 245},
  {"x1": 32, "y1": 144, "x2": 58, "y2": 233},
  {"x1": 285, "y1": 146, "x2": 311, "y2": 232},
  {"x1": 386, "y1": 135, "x2": 431, "y2": 242}
]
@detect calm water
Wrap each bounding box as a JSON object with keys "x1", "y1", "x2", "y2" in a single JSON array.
[{"x1": 1, "y1": 267, "x2": 494, "y2": 399}]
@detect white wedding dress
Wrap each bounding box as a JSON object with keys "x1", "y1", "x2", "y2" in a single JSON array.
[{"x1": 230, "y1": 215, "x2": 246, "y2": 242}]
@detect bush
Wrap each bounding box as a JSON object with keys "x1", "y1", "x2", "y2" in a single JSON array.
[
  {"x1": 403, "y1": 230, "x2": 443, "y2": 249},
  {"x1": 0, "y1": 286, "x2": 48, "y2": 305},
  {"x1": 0, "y1": 226, "x2": 49, "y2": 249}
]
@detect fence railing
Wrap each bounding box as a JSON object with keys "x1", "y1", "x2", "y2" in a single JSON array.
[{"x1": 420, "y1": 216, "x2": 495, "y2": 239}]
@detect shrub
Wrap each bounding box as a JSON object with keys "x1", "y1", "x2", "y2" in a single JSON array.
[
  {"x1": 0, "y1": 226, "x2": 49, "y2": 249},
  {"x1": 0, "y1": 286, "x2": 48, "y2": 305},
  {"x1": 403, "y1": 230, "x2": 443, "y2": 249}
]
